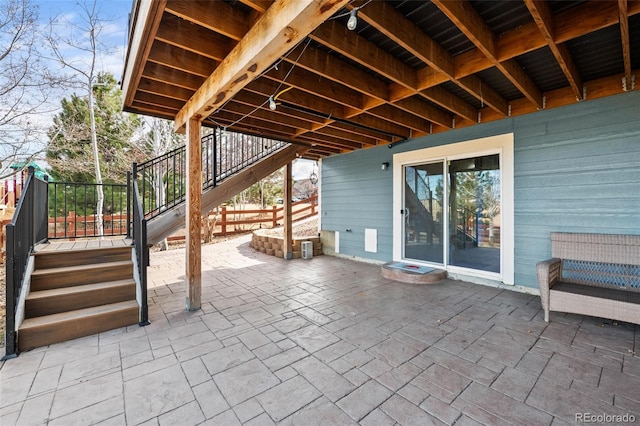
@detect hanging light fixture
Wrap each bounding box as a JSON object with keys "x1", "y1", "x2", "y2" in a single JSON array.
[
  {"x1": 346, "y1": 9, "x2": 358, "y2": 31},
  {"x1": 268, "y1": 86, "x2": 293, "y2": 111}
]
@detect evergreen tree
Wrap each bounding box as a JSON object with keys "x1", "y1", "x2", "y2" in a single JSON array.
[{"x1": 46, "y1": 73, "x2": 143, "y2": 183}]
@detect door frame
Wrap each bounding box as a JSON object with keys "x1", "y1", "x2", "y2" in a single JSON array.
[{"x1": 392, "y1": 133, "x2": 515, "y2": 285}]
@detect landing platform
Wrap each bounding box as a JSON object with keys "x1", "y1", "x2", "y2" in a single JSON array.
[{"x1": 381, "y1": 261, "x2": 446, "y2": 284}]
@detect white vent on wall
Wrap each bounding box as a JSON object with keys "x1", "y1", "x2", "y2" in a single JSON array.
[{"x1": 301, "y1": 241, "x2": 313, "y2": 259}]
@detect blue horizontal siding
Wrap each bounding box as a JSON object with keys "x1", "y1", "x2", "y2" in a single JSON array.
[{"x1": 321, "y1": 90, "x2": 640, "y2": 288}]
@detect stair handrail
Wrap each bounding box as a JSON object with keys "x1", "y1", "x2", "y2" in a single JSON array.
[
  {"x1": 130, "y1": 170, "x2": 150, "y2": 326},
  {"x1": 3, "y1": 167, "x2": 49, "y2": 359},
  {"x1": 133, "y1": 129, "x2": 288, "y2": 220}
]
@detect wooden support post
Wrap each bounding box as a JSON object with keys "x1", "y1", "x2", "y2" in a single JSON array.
[
  {"x1": 185, "y1": 118, "x2": 202, "y2": 311},
  {"x1": 283, "y1": 163, "x2": 293, "y2": 260}
]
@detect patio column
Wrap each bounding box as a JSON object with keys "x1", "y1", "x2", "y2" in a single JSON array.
[
  {"x1": 185, "y1": 117, "x2": 201, "y2": 310},
  {"x1": 283, "y1": 162, "x2": 293, "y2": 260}
]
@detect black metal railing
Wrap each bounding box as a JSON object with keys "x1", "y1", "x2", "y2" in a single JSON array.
[
  {"x1": 131, "y1": 170, "x2": 149, "y2": 326},
  {"x1": 3, "y1": 167, "x2": 49, "y2": 359},
  {"x1": 48, "y1": 181, "x2": 129, "y2": 239},
  {"x1": 134, "y1": 129, "x2": 288, "y2": 219}
]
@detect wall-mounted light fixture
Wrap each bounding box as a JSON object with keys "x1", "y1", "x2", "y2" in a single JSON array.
[{"x1": 381, "y1": 162, "x2": 389, "y2": 171}]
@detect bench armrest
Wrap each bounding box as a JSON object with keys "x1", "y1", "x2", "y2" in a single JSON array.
[{"x1": 537, "y1": 258, "x2": 561, "y2": 321}]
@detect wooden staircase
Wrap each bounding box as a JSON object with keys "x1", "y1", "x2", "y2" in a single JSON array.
[{"x1": 18, "y1": 245, "x2": 140, "y2": 351}]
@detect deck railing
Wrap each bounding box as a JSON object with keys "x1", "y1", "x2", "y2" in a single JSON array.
[
  {"x1": 131, "y1": 170, "x2": 149, "y2": 326},
  {"x1": 48, "y1": 181, "x2": 129, "y2": 239},
  {"x1": 3, "y1": 167, "x2": 49, "y2": 359},
  {"x1": 134, "y1": 129, "x2": 287, "y2": 219}
]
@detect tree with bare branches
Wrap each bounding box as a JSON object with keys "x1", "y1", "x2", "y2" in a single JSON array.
[{"x1": 0, "y1": 0, "x2": 62, "y2": 179}]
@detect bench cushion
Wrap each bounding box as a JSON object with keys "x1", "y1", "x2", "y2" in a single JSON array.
[{"x1": 550, "y1": 282, "x2": 640, "y2": 325}]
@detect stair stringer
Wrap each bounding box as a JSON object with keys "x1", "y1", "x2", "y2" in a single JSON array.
[{"x1": 146, "y1": 144, "x2": 308, "y2": 245}]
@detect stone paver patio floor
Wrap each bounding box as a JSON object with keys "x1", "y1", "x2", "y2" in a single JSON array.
[{"x1": 1, "y1": 234, "x2": 639, "y2": 425}]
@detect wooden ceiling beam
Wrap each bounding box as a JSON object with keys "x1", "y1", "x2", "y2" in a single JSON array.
[
  {"x1": 132, "y1": 101, "x2": 178, "y2": 118},
  {"x1": 243, "y1": 78, "x2": 413, "y2": 139},
  {"x1": 142, "y1": 62, "x2": 205, "y2": 91},
  {"x1": 456, "y1": 0, "x2": 640, "y2": 80},
  {"x1": 156, "y1": 15, "x2": 233, "y2": 61},
  {"x1": 165, "y1": 0, "x2": 248, "y2": 41},
  {"x1": 147, "y1": 41, "x2": 218, "y2": 78},
  {"x1": 231, "y1": 91, "x2": 325, "y2": 126},
  {"x1": 213, "y1": 110, "x2": 301, "y2": 137},
  {"x1": 263, "y1": 64, "x2": 365, "y2": 110},
  {"x1": 238, "y1": 0, "x2": 273, "y2": 14},
  {"x1": 138, "y1": 78, "x2": 193, "y2": 102},
  {"x1": 618, "y1": 0, "x2": 632, "y2": 91},
  {"x1": 222, "y1": 100, "x2": 377, "y2": 147},
  {"x1": 222, "y1": 101, "x2": 314, "y2": 132},
  {"x1": 284, "y1": 44, "x2": 389, "y2": 102},
  {"x1": 311, "y1": 20, "x2": 418, "y2": 91},
  {"x1": 433, "y1": 0, "x2": 544, "y2": 109},
  {"x1": 174, "y1": 0, "x2": 350, "y2": 131},
  {"x1": 421, "y1": 86, "x2": 477, "y2": 123},
  {"x1": 311, "y1": 20, "x2": 454, "y2": 131},
  {"x1": 243, "y1": 79, "x2": 347, "y2": 122},
  {"x1": 135, "y1": 92, "x2": 185, "y2": 111},
  {"x1": 392, "y1": 97, "x2": 452, "y2": 129},
  {"x1": 353, "y1": 1, "x2": 484, "y2": 120},
  {"x1": 525, "y1": 0, "x2": 583, "y2": 101}
]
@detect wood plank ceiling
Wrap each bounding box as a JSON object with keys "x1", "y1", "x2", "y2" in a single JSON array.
[{"x1": 122, "y1": 0, "x2": 639, "y2": 160}]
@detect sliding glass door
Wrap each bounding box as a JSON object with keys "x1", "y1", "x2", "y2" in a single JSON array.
[{"x1": 402, "y1": 154, "x2": 501, "y2": 274}]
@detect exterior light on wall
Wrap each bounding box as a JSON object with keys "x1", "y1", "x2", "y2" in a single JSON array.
[{"x1": 381, "y1": 162, "x2": 389, "y2": 171}]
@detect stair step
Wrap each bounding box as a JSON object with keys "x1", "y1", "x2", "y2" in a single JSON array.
[
  {"x1": 18, "y1": 300, "x2": 139, "y2": 351},
  {"x1": 30, "y1": 260, "x2": 134, "y2": 291},
  {"x1": 25, "y1": 279, "x2": 137, "y2": 318},
  {"x1": 34, "y1": 245, "x2": 131, "y2": 269}
]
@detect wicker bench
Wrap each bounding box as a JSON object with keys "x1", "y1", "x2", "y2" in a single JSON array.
[{"x1": 537, "y1": 232, "x2": 640, "y2": 324}]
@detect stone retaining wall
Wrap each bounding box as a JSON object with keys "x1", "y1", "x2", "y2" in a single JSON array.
[{"x1": 251, "y1": 232, "x2": 322, "y2": 259}]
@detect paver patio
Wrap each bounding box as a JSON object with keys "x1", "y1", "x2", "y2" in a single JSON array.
[{"x1": 1, "y1": 234, "x2": 639, "y2": 425}]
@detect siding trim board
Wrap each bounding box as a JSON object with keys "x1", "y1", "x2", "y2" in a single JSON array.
[{"x1": 320, "y1": 90, "x2": 640, "y2": 291}]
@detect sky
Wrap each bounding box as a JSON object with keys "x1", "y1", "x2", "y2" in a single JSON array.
[{"x1": 32, "y1": 0, "x2": 316, "y2": 180}]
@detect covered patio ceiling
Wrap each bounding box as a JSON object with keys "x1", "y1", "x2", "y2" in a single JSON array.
[{"x1": 122, "y1": 0, "x2": 639, "y2": 161}]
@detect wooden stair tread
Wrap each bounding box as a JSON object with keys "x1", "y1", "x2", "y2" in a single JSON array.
[
  {"x1": 34, "y1": 245, "x2": 130, "y2": 256},
  {"x1": 31, "y1": 260, "x2": 133, "y2": 276},
  {"x1": 20, "y1": 300, "x2": 139, "y2": 330},
  {"x1": 26, "y1": 279, "x2": 136, "y2": 301}
]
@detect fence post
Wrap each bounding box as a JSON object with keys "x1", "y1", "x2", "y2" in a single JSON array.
[
  {"x1": 311, "y1": 194, "x2": 316, "y2": 215},
  {"x1": 221, "y1": 205, "x2": 227, "y2": 236},
  {"x1": 68, "y1": 211, "x2": 76, "y2": 240},
  {"x1": 272, "y1": 206, "x2": 277, "y2": 228}
]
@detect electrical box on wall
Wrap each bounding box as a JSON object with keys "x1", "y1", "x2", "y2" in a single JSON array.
[{"x1": 301, "y1": 241, "x2": 313, "y2": 259}]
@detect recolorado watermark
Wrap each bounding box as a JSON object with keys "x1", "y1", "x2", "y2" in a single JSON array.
[{"x1": 575, "y1": 412, "x2": 636, "y2": 423}]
